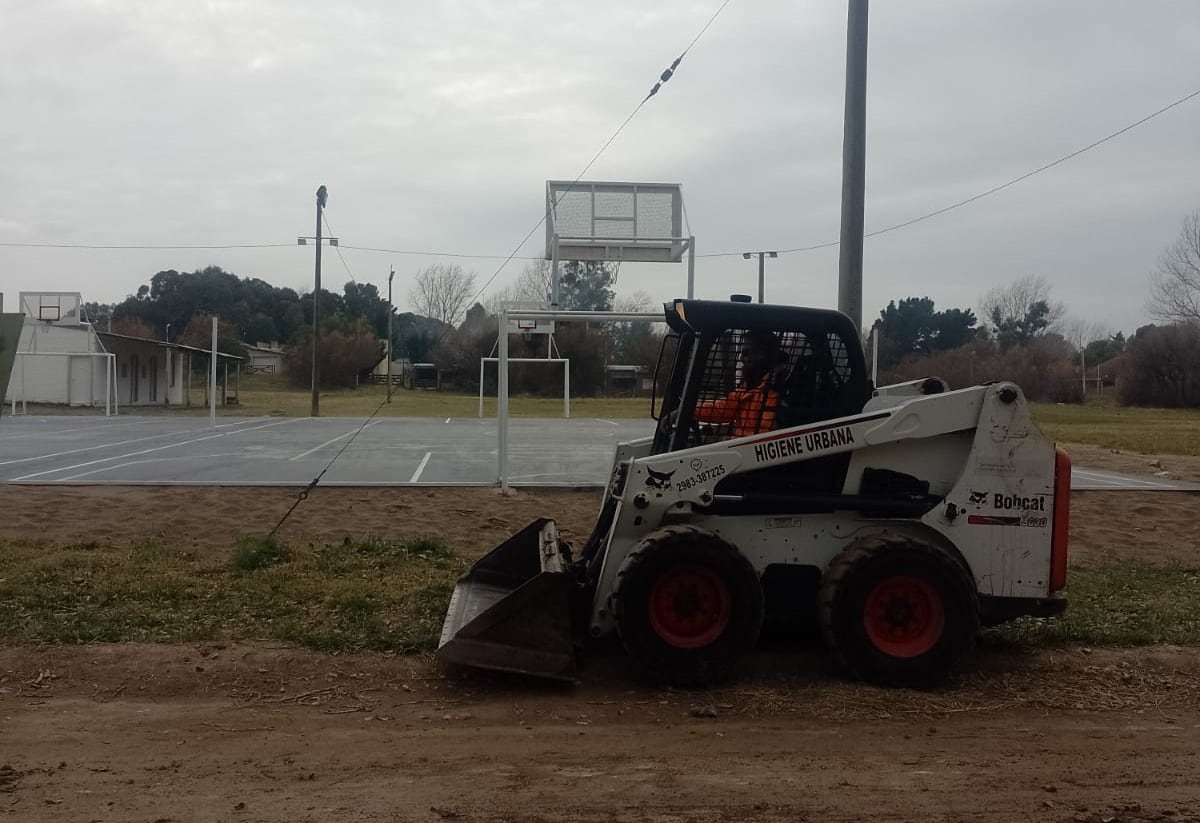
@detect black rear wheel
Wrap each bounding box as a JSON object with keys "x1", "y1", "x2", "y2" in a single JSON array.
[
  {"x1": 819, "y1": 536, "x2": 978, "y2": 688},
  {"x1": 613, "y1": 527, "x2": 763, "y2": 686}
]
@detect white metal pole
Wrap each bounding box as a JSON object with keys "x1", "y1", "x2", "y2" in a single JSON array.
[
  {"x1": 564, "y1": 359, "x2": 570, "y2": 419},
  {"x1": 687, "y1": 237, "x2": 696, "y2": 299},
  {"x1": 210, "y1": 316, "x2": 218, "y2": 427},
  {"x1": 871, "y1": 323, "x2": 879, "y2": 387},
  {"x1": 104, "y1": 354, "x2": 111, "y2": 417},
  {"x1": 111, "y1": 355, "x2": 119, "y2": 416},
  {"x1": 498, "y1": 309, "x2": 509, "y2": 491},
  {"x1": 1080, "y1": 349, "x2": 1086, "y2": 397},
  {"x1": 478, "y1": 358, "x2": 485, "y2": 418}
]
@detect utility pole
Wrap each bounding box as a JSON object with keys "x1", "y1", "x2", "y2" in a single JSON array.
[
  {"x1": 742, "y1": 251, "x2": 778, "y2": 303},
  {"x1": 387, "y1": 265, "x2": 395, "y2": 404},
  {"x1": 297, "y1": 186, "x2": 337, "y2": 417},
  {"x1": 837, "y1": 0, "x2": 869, "y2": 333}
]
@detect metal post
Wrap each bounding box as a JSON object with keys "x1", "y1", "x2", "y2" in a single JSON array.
[
  {"x1": 387, "y1": 266, "x2": 395, "y2": 404},
  {"x1": 478, "y1": 358, "x2": 486, "y2": 418},
  {"x1": 758, "y1": 253, "x2": 766, "y2": 303},
  {"x1": 838, "y1": 0, "x2": 869, "y2": 333},
  {"x1": 687, "y1": 237, "x2": 696, "y2": 299},
  {"x1": 550, "y1": 237, "x2": 560, "y2": 306},
  {"x1": 210, "y1": 315, "x2": 218, "y2": 427},
  {"x1": 498, "y1": 309, "x2": 509, "y2": 491},
  {"x1": 564, "y1": 358, "x2": 570, "y2": 419},
  {"x1": 311, "y1": 185, "x2": 327, "y2": 417},
  {"x1": 1081, "y1": 349, "x2": 1086, "y2": 397},
  {"x1": 871, "y1": 323, "x2": 879, "y2": 387}
]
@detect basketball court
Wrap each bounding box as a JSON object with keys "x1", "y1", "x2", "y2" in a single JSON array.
[{"x1": 0, "y1": 414, "x2": 1196, "y2": 491}]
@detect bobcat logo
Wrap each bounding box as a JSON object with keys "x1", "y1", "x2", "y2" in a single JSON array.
[
  {"x1": 645, "y1": 467, "x2": 676, "y2": 490},
  {"x1": 968, "y1": 489, "x2": 988, "y2": 506}
]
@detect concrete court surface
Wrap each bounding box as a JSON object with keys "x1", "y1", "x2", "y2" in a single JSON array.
[
  {"x1": 0, "y1": 414, "x2": 1198, "y2": 491},
  {"x1": 0, "y1": 414, "x2": 651, "y2": 486}
]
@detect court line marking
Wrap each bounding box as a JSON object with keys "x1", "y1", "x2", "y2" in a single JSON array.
[
  {"x1": 287, "y1": 421, "x2": 380, "y2": 461},
  {"x1": 1072, "y1": 469, "x2": 1192, "y2": 489},
  {"x1": 0, "y1": 416, "x2": 278, "y2": 467},
  {"x1": 9, "y1": 418, "x2": 298, "y2": 481},
  {"x1": 409, "y1": 451, "x2": 433, "y2": 483}
]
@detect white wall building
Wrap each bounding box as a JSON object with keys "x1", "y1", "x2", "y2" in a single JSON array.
[{"x1": 5, "y1": 292, "x2": 241, "y2": 410}]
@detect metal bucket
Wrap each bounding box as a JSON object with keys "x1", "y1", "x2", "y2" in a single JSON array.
[{"x1": 436, "y1": 518, "x2": 577, "y2": 681}]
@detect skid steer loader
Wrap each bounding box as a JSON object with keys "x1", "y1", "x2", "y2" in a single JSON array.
[{"x1": 439, "y1": 297, "x2": 1070, "y2": 687}]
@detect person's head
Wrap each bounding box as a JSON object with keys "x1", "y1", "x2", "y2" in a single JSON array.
[{"x1": 740, "y1": 330, "x2": 780, "y2": 383}]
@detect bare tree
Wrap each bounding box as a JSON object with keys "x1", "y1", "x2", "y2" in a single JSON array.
[
  {"x1": 409, "y1": 264, "x2": 477, "y2": 328},
  {"x1": 1058, "y1": 317, "x2": 1110, "y2": 354},
  {"x1": 979, "y1": 275, "x2": 1066, "y2": 349},
  {"x1": 1148, "y1": 210, "x2": 1200, "y2": 324},
  {"x1": 489, "y1": 261, "x2": 554, "y2": 315}
]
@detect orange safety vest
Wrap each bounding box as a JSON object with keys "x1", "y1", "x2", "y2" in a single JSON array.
[{"x1": 693, "y1": 378, "x2": 779, "y2": 437}]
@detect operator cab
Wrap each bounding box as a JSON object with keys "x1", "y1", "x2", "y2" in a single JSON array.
[{"x1": 652, "y1": 298, "x2": 871, "y2": 455}]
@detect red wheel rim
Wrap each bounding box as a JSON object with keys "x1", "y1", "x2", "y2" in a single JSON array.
[
  {"x1": 648, "y1": 564, "x2": 731, "y2": 648},
  {"x1": 863, "y1": 575, "x2": 944, "y2": 658}
]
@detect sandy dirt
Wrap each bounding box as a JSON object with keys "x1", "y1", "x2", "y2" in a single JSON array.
[{"x1": 2, "y1": 444, "x2": 1199, "y2": 822}]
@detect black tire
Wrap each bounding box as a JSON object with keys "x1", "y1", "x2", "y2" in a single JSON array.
[
  {"x1": 612, "y1": 527, "x2": 763, "y2": 687},
  {"x1": 819, "y1": 536, "x2": 978, "y2": 688}
]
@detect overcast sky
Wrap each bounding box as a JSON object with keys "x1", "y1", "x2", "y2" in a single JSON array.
[{"x1": 2, "y1": 0, "x2": 1198, "y2": 337}]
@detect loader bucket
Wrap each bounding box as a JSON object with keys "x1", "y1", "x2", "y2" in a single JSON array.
[{"x1": 437, "y1": 518, "x2": 577, "y2": 681}]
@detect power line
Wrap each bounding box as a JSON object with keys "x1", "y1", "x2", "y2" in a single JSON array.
[
  {"x1": 6, "y1": 74, "x2": 1190, "y2": 269},
  {"x1": 699, "y1": 85, "x2": 1200, "y2": 258},
  {"x1": 461, "y1": 0, "x2": 736, "y2": 307},
  {"x1": 0, "y1": 241, "x2": 294, "y2": 250},
  {"x1": 321, "y1": 212, "x2": 358, "y2": 284}
]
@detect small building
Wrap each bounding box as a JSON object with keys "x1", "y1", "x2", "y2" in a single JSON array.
[
  {"x1": 242, "y1": 341, "x2": 288, "y2": 376},
  {"x1": 4, "y1": 291, "x2": 241, "y2": 410},
  {"x1": 605, "y1": 364, "x2": 649, "y2": 396}
]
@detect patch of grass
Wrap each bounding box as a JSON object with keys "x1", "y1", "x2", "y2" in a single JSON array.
[
  {"x1": 992, "y1": 561, "x2": 1200, "y2": 647},
  {"x1": 1031, "y1": 401, "x2": 1200, "y2": 456},
  {"x1": 0, "y1": 533, "x2": 468, "y2": 653},
  {"x1": 231, "y1": 534, "x2": 291, "y2": 572}
]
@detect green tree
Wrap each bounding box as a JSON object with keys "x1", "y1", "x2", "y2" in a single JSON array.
[
  {"x1": 980, "y1": 275, "x2": 1065, "y2": 351},
  {"x1": 876, "y1": 297, "x2": 977, "y2": 367},
  {"x1": 557, "y1": 261, "x2": 616, "y2": 311},
  {"x1": 1084, "y1": 331, "x2": 1125, "y2": 365}
]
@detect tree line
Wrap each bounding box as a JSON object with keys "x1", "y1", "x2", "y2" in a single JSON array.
[{"x1": 82, "y1": 207, "x2": 1200, "y2": 405}]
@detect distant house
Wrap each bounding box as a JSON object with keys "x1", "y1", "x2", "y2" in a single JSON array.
[
  {"x1": 4, "y1": 291, "x2": 241, "y2": 410},
  {"x1": 242, "y1": 341, "x2": 288, "y2": 376}
]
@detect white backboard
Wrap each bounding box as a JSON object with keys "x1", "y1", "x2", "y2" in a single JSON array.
[
  {"x1": 20, "y1": 292, "x2": 83, "y2": 325},
  {"x1": 546, "y1": 181, "x2": 684, "y2": 263},
  {"x1": 500, "y1": 301, "x2": 555, "y2": 336}
]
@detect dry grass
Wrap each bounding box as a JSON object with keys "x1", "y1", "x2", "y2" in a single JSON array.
[
  {"x1": 1032, "y1": 400, "x2": 1200, "y2": 456},
  {"x1": 157, "y1": 374, "x2": 652, "y2": 419}
]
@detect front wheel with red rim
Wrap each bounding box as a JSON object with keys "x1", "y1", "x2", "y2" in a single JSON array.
[
  {"x1": 614, "y1": 527, "x2": 763, "y2": 686},
  {"x1": 819, "y1": 538, "x2": 978, "y2": 688},
  {"x1": 648, "y1": 564, "x2": 732, "y2": 649}
]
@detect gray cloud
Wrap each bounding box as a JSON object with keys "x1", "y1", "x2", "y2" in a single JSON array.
[{"x1": 1, "y1": 0, "x2": 1197, "y2": 336}]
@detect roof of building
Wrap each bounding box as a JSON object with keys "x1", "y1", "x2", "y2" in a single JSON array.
[{"x1": 97, "y1": 332, "x2": 243, "y2": 360}]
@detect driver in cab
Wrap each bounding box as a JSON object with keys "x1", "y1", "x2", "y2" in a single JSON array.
[{"x1": 691, "y1": 330, "x2": 784, "y2": 438}]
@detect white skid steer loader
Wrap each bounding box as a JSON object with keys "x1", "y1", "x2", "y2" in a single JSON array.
[{"x1": 439, "y1": 297, "x2": 1071, "y2": 687}]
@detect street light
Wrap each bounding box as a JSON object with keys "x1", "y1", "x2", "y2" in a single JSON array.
[
  {"x1": 387, "y1": 266, "x2": 395, "y2": 404},
  {"x1": 297, "y1": 185, "x2": 337, "y2": 417},
  {"x1": 741, "y1": 251, "x2": 778, "y2": 303}
]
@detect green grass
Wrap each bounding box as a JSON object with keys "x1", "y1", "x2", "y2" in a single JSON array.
[
  {"x1": 0, "y1": 535, "x2": 465, "y2": 653},
  {"x1": 992, "y1": 561, "x2": 1200, "y2": 647},
  {"x1": 79, "y1": 374, "x2": 653, "y2": 420},
  {"x1": 1031, "y1": 401, "x2": 1200, "y2": 456},
  {"x1": 2, "y1": 536, "x2": 1197, "y2": 652}
]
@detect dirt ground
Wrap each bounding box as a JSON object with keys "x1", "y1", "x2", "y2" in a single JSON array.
[{"x1": 2, "y1": 445, "x2": 1200, "y2": 822}]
